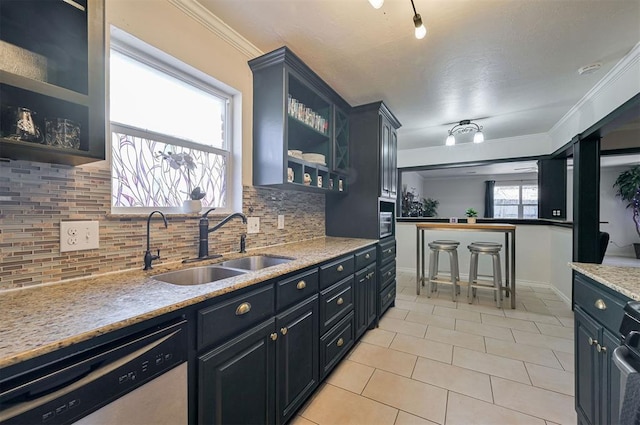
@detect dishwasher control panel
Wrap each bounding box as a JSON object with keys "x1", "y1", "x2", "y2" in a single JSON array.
[{"x1": 0, "y1": 320, "x2": 188, "y2": 425}]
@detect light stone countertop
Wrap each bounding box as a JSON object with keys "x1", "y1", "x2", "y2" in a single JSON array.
[
  {"x1": 570, "y1": 262, "x2": 640, "y2": 301},
  {"x1": 0, "y1": 237, "x2": 377, "y2": 369}
]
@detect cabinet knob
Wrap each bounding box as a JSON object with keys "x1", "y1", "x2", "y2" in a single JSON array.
[
  {"x1": 596, "y1": 343, "x2": 606, "y2": 353},
  {"x1": 387, "y1": 293, "x2": 392, "y2": 299},
  {"x1": 594, "y1": 299, "x2": 607, "y2": 310},
  {"x1": 270, "y1": 333, "x2": 278, "y2": 341},
  {"x1": 337, "y1": 297, "x2": 344, "y2": 305},
  {"x1": 588, "y1": 337, "x2": 598, "y2": 346},
  {"x1": 387, "y1": 271, "x2": 392, "y2": 277},
  {"x1": 337, "y1": 338, "x2": 344, "y2": 347},
  {"x1": 337, "y1": 265, "x2": 344, "y2": 272},
  {"x1": 281, "y1": 327, "x2": 288, "y2": 335},
  {"x1": 235, "y1": 302, "x2": 252, "y2": 316},
  {"x1": 296, "y1": 280, "x2": 306, "y2": 290},
  {"x1": 387, "y1": 249, "x2": 392, "y2": 254},
  {"x1": 365, "y1": 253, "x2": 370, "y2": 259}
]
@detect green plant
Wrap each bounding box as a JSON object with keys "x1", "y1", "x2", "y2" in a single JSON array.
[
  {"x1": 465, "y1": 207, "x2": 478, "y2": 218},
  {"x1": 422, "y1": 198, "x2": 439, "y2": 217},
  {"x1": 157, "y1": 151, "x2": 206, "y2": 200},
  {"x1": 613, "y1": 165, "x2": 640, "y2": 238}
]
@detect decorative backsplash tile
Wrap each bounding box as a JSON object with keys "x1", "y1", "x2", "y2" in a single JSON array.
[{"x1": 0, "y1": 159, "x2": 325, "y2": 290}]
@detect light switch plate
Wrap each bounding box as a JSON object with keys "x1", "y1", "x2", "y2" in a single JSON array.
[
  {"x1": 277, "y1": 214, "x2": 284, "y2": 229},
  {"x1": 247, "y1": 217, "x2": 260, "y2": 234},
  {"x1": 60, "y1": 221, "x2": 99, "y2": 252}
]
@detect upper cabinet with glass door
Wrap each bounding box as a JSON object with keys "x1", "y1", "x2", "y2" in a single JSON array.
[
  {"x1": 0, "y1": 0, "x2": 105, "y2": 165},
  {"x1": 249, "y1": 47, "x2": 350, "y2": 193}
]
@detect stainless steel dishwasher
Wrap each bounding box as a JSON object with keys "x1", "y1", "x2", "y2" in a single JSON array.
[
  {"x1": 0, "y1": 319, "x2": 188, "y2": 425},
  {"x1": 613, "y1": 301, "x2": 640, "y2": 425}
]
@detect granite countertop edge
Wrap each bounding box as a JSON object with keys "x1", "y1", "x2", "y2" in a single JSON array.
[
  {"x1": 570, "y1": 262, "x2": 640, "y2": 301},
  {"x1": 0, "y1": 237, "x2": 377, "y2": 369}
]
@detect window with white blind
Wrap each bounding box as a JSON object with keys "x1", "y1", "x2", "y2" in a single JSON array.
[{"x1": 494, "y1": 182, "x2": 538, "y2": 219}]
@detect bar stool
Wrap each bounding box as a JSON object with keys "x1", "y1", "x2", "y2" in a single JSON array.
[
  {"x1": 467, "y1": 242, "x2": 503, "y2": 308},
  {"x1": 426, "y1": 240, "x2": 460, "y2": 301}
]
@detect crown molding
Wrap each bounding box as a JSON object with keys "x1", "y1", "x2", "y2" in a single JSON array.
[{"x1": 167, "y1": 0, "x2": 263, "y2": 59}]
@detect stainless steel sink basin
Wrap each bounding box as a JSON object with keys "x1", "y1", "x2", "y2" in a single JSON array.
[
  {"x1": 219, "y1": 255, "x2": 293, "y2": 271},
  {"x1": 154, "y1": 266, "x2": 247, "y2": 286}
]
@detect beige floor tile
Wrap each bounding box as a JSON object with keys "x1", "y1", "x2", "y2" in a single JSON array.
[
  {"x1": 503, "y1": 309, "x2": 562, "y2": 325},
  {"x1": 547, "y1": 307, "x2": 574, "y2": 319},
  {"x1": 485, "y1": 337, "x2": 563, "y2": 368},
  {"x1": 390, "y1": 333, "x2": 453, "y2": 363},
  {"x1": 446, "y1": 392, "x2": 546, "y2": 425},
  {"x1": 362, "y1": 369, "x2": 447, "y2": 424},
  {"x1": 554, "y1": 350, "x2": 575, "y2": 373},
  {"x1": 379, "y1": 316, "x2": 428, "y2": 338},
  {"x1": 534, "y1": 322, "x2": 574, "y2": 339},
  {"x1": 512, "y1": 329, "x2": 574, "y2": 354},
  {"x1": 289, "y1": 415, "x2": 318, "y2": 425},
  {"x1": 456, "y1": 319, "x2": 515, "y2": 342},
  {"x1": 456, "y1": 301, "x2": 506, "y2": 317},
  {"x1": 433, "y1": 305, "x2": 482, "y2": 322},
  {"x1": 361, "y1": 328, "x2": 397, "y2": 348},
  {"x1": 326, "y1": 359, "x2": 375, "y2": 394},
  {"x1": 491, "y1": 376, "x2": 577, "y2": 424},
  {"x1": 525, "y1": 362, "x2": 574, "y2": 396},
  {"x1": 348, "y1": 342, "x2": 417, "y2": 377},
  {"x1": 425, "y1": 325, "x2": 486, "y2": 352},
  {"x1": 557, "y1": 316, "x2": 574, "y2": 328},
  {"x1": 415, "y1": 294, "x2": 461, "y2": 307},
  {"x1": 395, "y1": 299, "x2": 436, "y2": 315},
  {"x1": 385, "y1": 307, "x2": 410, "y2": 320},
  {"x1": 521, "y1": 300, "x2": 553, "y2": 315},
  {"x1": 541, "y1": 299, "x2": 569, "y2": 309},
  {"x1": 452, "y1": 346, "x2": 530, "y2": 384},
  {"x1": 397, "y1": 292, "x2": 418, "y2": 302},
  {"x1": 405, "y1": 310, "x2": 456, "y2": 329},
  {"x1": 400, "y1": 286, "x2": 419, "y2": 295},
  {"x1": 481, "y1": 313, "x2": 541, "y2": 333},
  {"x1": 412, "y1": 357, "x2": 493, "y2": 402},
  {"x1": 302, "y1": 384, "x2": 398, "y2": 425},
  {"x1": 394, "y1": 411, "x2": 439, "y2": 425}
]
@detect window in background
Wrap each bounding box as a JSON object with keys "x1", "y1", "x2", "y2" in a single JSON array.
[
  {"x1": 109, "y1": 42, "x2": 231, "y2": 213},
  {"x1": 494, "y1": 183, "x2": 538, "y2": 218}
]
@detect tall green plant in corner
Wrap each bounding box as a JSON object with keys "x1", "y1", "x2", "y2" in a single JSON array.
[{"x1": 613, "y1": 165, "x2": 640, "y2": 258}]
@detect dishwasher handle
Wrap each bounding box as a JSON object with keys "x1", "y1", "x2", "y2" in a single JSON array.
[{"x1": 613, "y1": 346, "x2": 637, "y2": 377}]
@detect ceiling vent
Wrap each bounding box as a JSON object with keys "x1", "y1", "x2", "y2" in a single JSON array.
[{"x1": 578, "y1": 62, "x2": 602, "y2": 76}]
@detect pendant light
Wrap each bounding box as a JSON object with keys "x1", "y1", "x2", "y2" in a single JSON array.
[
  {"x1": 368, "y1": 0, "x2": 384, "y2": 9},
  {"x1": 410, "y1": 0, "x2": 426, "y2": 39}
]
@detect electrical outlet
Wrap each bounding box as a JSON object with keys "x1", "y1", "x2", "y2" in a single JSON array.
[
  {"x1": 60, "y1": 221, "x2": 99, "y2": 252},
  {"x1": 277, "y1": 214, "x2": 285, "y2": 229},
  {"x1": 247, "y1": 217, "x2": 260, "y2": 234}
]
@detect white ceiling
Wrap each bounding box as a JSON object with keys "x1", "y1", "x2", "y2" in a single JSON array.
[{"x1": 199, "y1": 0, "x2": 640, "y2": 151}]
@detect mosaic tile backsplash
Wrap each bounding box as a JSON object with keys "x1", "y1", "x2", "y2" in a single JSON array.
[{"x1": 0, "y1": 159, "x2": 325, "y2": 290}]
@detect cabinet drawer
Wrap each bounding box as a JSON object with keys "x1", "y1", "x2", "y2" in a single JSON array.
[
  {"x1": 320, "y1": 255, "x2": 355, "y2": 289},
  {"x1": 380, "y1": 281, "x2": 396, "y2": 315},
  {"x1": 198, "y1": 284, "x2": 275, "y2": 350},
  {"x1": 355, "y1": 246, "x2": 377, "y2": 270},
  {"x1": 276, "y1": 268, "x2": 319, "y2": 311},
  {"x1": 320, "y1": 311, "x2": 354, "y2": 379},
  {"x1": 380, "y1": 260, "x2": 396, "y2": 290},
  {"x1": 574, "y1": 274, "x2": 628, "y2": 334},
  {"x1": 320, "y1": 275, "x2": 354, "y2": 335},
  {"x1": 378, "y1": 239, "x2": 396, "y2": 265}
]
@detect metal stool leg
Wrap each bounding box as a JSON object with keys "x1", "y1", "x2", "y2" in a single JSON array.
[
  {"x1": 468, "y1": 251, "x2": 477, "y2": 304},
  {"x1": 427, "y1": 249, "x2": 436, "y2": 298},
  {"x1": 493, "y1": 253, "x2": 503, "y2": 308},
  {"x1": 449, "y1": 251, "x2": 457, "y2": 302}
]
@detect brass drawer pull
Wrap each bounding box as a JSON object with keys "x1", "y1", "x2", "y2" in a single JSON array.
[
  {"x1": 337, "y1": 265, "x2": 344, "y2": 272},
  {"x1": 594, "y1": 299, "x2": 607, "y2": 310},
  {"x1": 596, "y1": 343, "x2": 607, "y2": 353},
  {"x1": 281, "y1": 327, "x2": 288, "y2": 335},
  {"x1": 235, "y1": 302, "x2": 251, "y2": 316},
  {"x1": 387, "y1": 249, "x2": 392, "y2": 254},
  {"x1": 337, "y1": 297, "x2": 344, "y2": 305},
  {"x1": 296, "y1": 280, "x2": 306, "y2": 290},
  {"x1": 337, "y1": 338, "x2": 344, "y2": 347},
  {"x1": 365, "y1": 253, "x2": 370, "y2": 259},
  {"x1": 270, "y1": 333, "x2": 278, "y2": 341},
  {"x1": 588, "y1": 337, "x2": 598, "y2": 346}
]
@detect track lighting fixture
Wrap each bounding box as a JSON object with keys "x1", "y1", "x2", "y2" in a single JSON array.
[{"x1": 445, "y1": 120, "x2": 485, "y2": 146}]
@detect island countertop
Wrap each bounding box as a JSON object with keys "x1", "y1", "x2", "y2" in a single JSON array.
[
  {"x1": 0, "y1": 237, "x2": 377, "y2": 369},
  {"x1": 570, "y1": 262, "x2": 640, "y2": 301}
]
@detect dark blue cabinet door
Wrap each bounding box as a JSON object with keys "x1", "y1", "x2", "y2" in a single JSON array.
[
  {"x1": 601, "y1": 328, "x2": 621, "y2": 425},
  {"x1": 575, "y1": 307, "x2": 599, "y2": 425}
]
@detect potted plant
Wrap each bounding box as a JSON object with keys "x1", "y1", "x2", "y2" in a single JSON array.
[
  {"x1": 465, "y1": 207, "x2": 478, "y2": 224},
  {"x1": 613, "y1": 165, "x2": 640, "y2": 258},
  {"x1": 157, "y1": 151, "x2": 206, "y2": 213},
  {"x1": 422, "y1": 198, "x2": 439, "y2": 217}
]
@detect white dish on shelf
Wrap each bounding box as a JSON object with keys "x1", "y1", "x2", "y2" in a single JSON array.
[
  {"x1": 302, "y1": 153, "x2": 325, "y2": 163},
  {"x1": 288, "y1": 150, "x2": 304, "y2": 159}
]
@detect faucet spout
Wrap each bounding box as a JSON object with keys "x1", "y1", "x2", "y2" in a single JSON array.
[
  {"x1": 185, "y1": 212, "x2": 248, "y2": 262},
  {"x1": 144, "y1": 211, "x2": 168, "y2": 270},
  {"x1": 209, "y1": 212, "x2": 247, "y2": 233}
]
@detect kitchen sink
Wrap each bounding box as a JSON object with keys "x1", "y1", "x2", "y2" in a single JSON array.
[
  {"x1": 153, "y1": 266, "x2": 247, "y2": 286},
  {"x1": 219, "y1": 255, "x2": 293, "y2": 271}
]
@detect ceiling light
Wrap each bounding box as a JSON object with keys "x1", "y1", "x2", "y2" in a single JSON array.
[
  {"x1": 368, "y1": 0, "x2": 384, "y2": 9},
  {"x1": 410, "y1": 0, "x2": 426, "y2": 39},
  {"x1": 445, "y1": 120, "x2": 484, "y2": 146},
  {"x1": 578, "y1": 62, "x2": 602, "y2": 75}
]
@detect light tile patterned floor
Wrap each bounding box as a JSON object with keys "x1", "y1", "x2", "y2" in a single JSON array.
[{"x1": 292, "y1": 271, "x2": 576, "y2": 425}]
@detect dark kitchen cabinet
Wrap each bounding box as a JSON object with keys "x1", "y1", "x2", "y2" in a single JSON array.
[
  {"x1": 248, "y1": 47, "x2": 350, "y2": 193},
  {"x1": 573, "y1": 272, "x2": 628, "y2": 425},
  {"x1": 0, "y1": 0, "x2": 105, "y2": 165},
  {"x1": 355, "y1": 263, "x2": 377, "y2": 340},
  {"x1": 326, "y1": 101, "x2": 401, "y2": 239},
  {"x1": 378, "y1": 237, "x2": 397, "y2": 318}
]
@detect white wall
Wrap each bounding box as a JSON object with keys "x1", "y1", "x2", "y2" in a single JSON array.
[
  {"x1": 600, "y1": 165, "x2": 640, "y2": 257},
  {"x1": 401, "y1": 172, "x2": 426, "y2": 200},
  {"x1": 549, "y1": 226, "x2": 573, "y2": 303}
]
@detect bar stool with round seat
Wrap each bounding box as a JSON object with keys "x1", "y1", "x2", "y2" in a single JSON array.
[
  {"x1": 426, "y1": 240, "x2": 461, "y2": 301},
  {"x1": 467, "y1": 242, "x2": 503, "y2": 308}
]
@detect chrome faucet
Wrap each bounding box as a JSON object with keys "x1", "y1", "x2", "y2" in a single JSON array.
[
  {"x1": 184, "y1": 209, "x2": 248, "y2": 262},
  {"x1": 144, "y1": 210, "x2": 168, "y2": 270}
]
